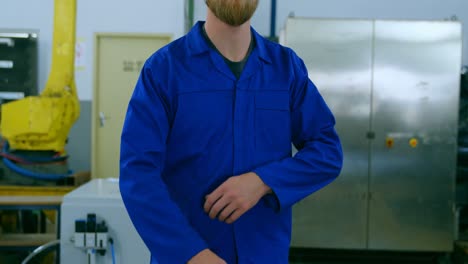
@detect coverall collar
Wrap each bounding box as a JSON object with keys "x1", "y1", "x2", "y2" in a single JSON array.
[{"x1": 187, "y1": 22, "x2": 273, "y2": 81}]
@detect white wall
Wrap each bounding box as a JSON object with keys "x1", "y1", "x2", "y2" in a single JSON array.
[
  {"x1": 195, "y1": 0, "x2": 468, "y2": 65},
  {"x1": 0, "y1": 0, "x2": 185, "y2": 100}
]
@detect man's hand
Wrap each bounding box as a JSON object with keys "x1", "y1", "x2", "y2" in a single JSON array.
[
  {"x1": 188, "y1": 249, "x2": 226, "y2": 264},
  {"x1": 204, "y1": 172, "x2": 271, "y2": 224}
]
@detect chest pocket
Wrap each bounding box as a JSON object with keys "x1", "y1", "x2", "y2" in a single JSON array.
[{"x1": 255, "y1": 91, "x2": 291, "y2": 153}]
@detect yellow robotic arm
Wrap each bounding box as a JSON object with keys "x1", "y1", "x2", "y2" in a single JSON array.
[{"x1": 1, "y1": 0, "x2": 80, "y2": 152}]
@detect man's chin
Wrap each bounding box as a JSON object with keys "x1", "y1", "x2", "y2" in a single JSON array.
[{"x1": 206, "y1": 0, "x2": 258, "y2": 27}]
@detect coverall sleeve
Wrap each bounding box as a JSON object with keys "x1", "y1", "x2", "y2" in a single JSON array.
[
  {"x1": 120, "y1": 64, "x2": 207, "y2": 264},
  {"x1": 254, "y1": 52, "x2": 343, "y2": 211}
]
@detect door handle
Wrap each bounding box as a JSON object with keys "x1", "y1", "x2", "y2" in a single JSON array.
[{"x1": 99, "y1": 112, "x2": 110, "y2": 127}]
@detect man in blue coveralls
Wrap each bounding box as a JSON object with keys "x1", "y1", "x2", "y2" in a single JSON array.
[{"x1": 120, "y1": 0, "x2": 343, "y2": 263}]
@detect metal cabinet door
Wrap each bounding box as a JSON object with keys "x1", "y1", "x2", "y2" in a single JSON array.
[
  {"x1": 284, "y1": 18, "x2": 373, "y2": 249},
  {"x1": 369, "y1": 21, "x2": 462, "y2": 251}
]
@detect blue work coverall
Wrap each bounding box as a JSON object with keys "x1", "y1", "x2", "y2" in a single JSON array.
[{"x1": 120, "y1": 22, "x2": 343, "y2": 264}]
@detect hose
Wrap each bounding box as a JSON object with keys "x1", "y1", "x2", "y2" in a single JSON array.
[
  {"x1": 2, "y1": 141, "x2": 68, "y2": 163},
  {"x1": 0, "y1": 152, "x2": 67, "y2": 165},
  {"x1": 1, "y1": 140, "x2": 72, "y2": 180},
  {"x1": 2, "y1": 157, "x2": 73, "y2": 180},
  {"x1": 21, "y1": 240, "x2": 60, "y2": 264},
  {"x1": 110, "y1": 238, "x2": 116, "y2": 264},
  {"x1": 15, "y1": 153, "x2": 69, "y2": 163}
]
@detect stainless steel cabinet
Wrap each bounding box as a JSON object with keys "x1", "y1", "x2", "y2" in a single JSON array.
[{"x1": 284, "y1": 18, "x2": 462, "y2": 252}]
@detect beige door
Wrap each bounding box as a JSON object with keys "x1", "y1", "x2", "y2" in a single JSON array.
[{"x1": 92, "y1": 34, "x2": 171, "y2": 178}]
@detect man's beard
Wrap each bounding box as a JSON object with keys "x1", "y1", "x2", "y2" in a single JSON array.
[{"x1": 206, "y1": 0, "x2": 259, "y2": 27}]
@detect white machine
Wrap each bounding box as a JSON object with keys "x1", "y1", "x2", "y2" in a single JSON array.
[{"x1": 60, "y1": 179, "x2": 150, "y2": 264}]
